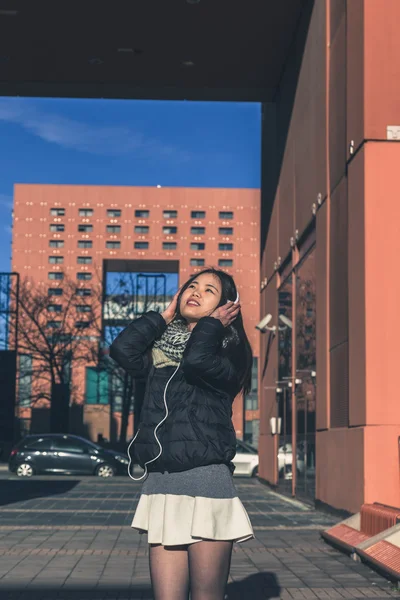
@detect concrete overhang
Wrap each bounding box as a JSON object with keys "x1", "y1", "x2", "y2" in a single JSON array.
[{"x1": 0, "y1": 0, "x2": 306, "y2": 102}]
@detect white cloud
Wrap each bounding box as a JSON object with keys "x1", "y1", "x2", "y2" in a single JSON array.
[{"x1": 0, "y1": 98, "x2": 190, "y2": 161}]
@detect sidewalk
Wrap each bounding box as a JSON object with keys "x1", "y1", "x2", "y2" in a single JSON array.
[{"x1": 0, "y1": 473, "x2": 398, "y2": 599}]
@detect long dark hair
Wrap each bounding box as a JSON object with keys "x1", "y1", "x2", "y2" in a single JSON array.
[{"x1": 174, "y1": 267, "x2": 253, "y2": 397}]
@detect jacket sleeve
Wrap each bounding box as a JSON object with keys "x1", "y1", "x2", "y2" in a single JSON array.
[
  {"x1": 181, "y1": 316, "x2": 240, "y2": 397},
  {"x1": 109, "y1": 311, "x2": 167, "y2": 377}
]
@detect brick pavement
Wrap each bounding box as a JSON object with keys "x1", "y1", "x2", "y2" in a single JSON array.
[{"x1": 0, "y1": 471, "x2": 398, "y2": 599}]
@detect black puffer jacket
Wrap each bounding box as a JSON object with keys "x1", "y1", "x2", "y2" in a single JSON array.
[{"x1": 109, "y1": 311, "x2": 240, "y2": 474}]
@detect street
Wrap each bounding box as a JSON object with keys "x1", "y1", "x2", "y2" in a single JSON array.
[{"x1": 0, "y1": 469, "x2": 398, "y2": 599}]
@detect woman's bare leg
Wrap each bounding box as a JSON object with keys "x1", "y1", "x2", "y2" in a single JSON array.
[
  {"x1": 188, "y1": 540, "x2": 233, "y2": 600},
  {"x1": 148, "y1": 543, "x2": 190, "y2": 600}
]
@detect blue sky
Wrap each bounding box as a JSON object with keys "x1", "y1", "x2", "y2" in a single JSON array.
[{"x1": 0, "y1": 97, "x2": 261, "y2": 272}]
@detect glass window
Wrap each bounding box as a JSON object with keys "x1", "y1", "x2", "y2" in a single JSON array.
[
  {"x1": 49, "y1": 240, "x2": 64, "y2": 248},
  {"x1": 48, "y1": 288, "x2": 63, "y2": 296},
  {"x1": 78, "y1": 240, "x2": 92, "y2": 248},
  {"x1": 135, "y1": 210, "x2": 149, "y2": 218},
  {"x1": 47, "y1": 304, "x2": 62, "y2": 313},
  {"x1": 163, "y1": 226, "x2": 177, "y2": 234},
  {"x1": 79, "y1": 209, "x2": 93, "y2": 217},
  {"x1": 219, "y1": 227, "x2": 233, "y2": 235},
  {"x1": 106, "y1": 225, "x2": 121, "y2": 234},
  {"x1": 85, "y1": 367, "x2": 109, "y2": 405},
  {"x1": 219, "y1": 211, "x2": 233, "y2": 219},
  {"x1": 48, "y1": 272, "x2": 64, "y2": 280},
  {"x1": 23, "y1": 436, "x2": 53, "y2": 450},
  {"x1": 191, "y1": 227, "x2": 205, "y2": 235},
  {"x1": 50, "y1": 224, "x2": 65, "y2": 232},
  {"x1": 106, "y1": 241, "x2": 121, "y2": 249},
  {"x1": 76, "y1": 321, "x2": 90, "y2": 329},
  {"x1": 190, "y1": 259, "x2": 205, "y2": 266},
  {"x1": 76, "y1": 288, "x2": 91, "y2": 297},
  {"x1": 77, "y1": 273, "x2": 92, "y2": 281},
  {"x1": 191, "y1": 211, "x2": 206, "y2": 218},
  {"x1": 18, "y1": 354, "x2": 32, "y2": 408},
  {"x1": 47, "y1": 321, "x2": 61, "y2": 329},
  {"x1": 107, "y1": 209, "x2": 121, "y2": 217},
  {"x1": 245, "y1": 357, "x2": 258, "y2": 410},
  {"x1": 77, "y1": 256, "x2": 92, "y2": 264},
  {"x1": 219, "y1": 243, "x2": 233, "y2": 251},
  {"x1": 163, "y1": 242, "x2": 177, "y2": 250},
  {"x1": 50, "y1": 208, "x2": 65, "y2": 216},
  {"x1": 49, "y1": 256, "x2": 64, "y2": 264},
  {"x1": 134, "y1": 242, "x2": 149, "y2": 249},
  {"x1": 76, "y1": 305, "x2": 91, "y2": 313},
  {"x1": 190, "y1": 243, "x2": 205, "y2": 251},
  {"x1": 135, "y1": 226, "x2": 149, "y2": 234},
  {"x1": 163, "y1": 210, "x2": 177, "y2": 219},
  {"x1": 78, "y1": 224, "x2": 93, "y2": 232},
  {"x1": 53, "y1": 437, "x2": 89, "y2": 453},
  {"x1": 218, "y1": 259, "x2": 233, "y2": 267}
]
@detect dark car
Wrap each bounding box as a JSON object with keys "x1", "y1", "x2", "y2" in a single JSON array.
[{"x1": 8, "y1": 434, "x2": 129, "y2": 478}]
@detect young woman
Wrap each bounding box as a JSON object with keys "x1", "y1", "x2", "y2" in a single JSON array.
[{"x1": 110, "y1": 267, "x2": 254, "y2": 600}]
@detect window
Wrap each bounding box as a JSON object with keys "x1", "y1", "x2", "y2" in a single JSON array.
[
  {"x1": 47, "y1": 304, "x2": 62, "y2": 313},
  {"x1": 49, "y1": 240, "x2": 64, "y2": 248},
  {"x1": 219, "y1": 243, "x2": 233, "y2": 251},
  {"x1": 48, "y1": 288, "x2": 63, "y2": 296},
  {"x1": 163, "y1": 242, "x2": 177, "y2": 250},
  {"x1": 49, "y1": 256, "x2": 64, "y2": 264},
  {"x1": 219, "y1": 227, "x2": 233, "y2": 235},
  {"x1": 191, "y1": 211, "x2": 206, "y2": 218},
  {"x1": 50, "y1": 208, "x2": 65, "y2": 216},
  {"x1": 163, "y1": 210, "x2": 177, "y2": 219},
  {"x1": 163, "y1": 226, "x2": 177, "y2": 234},
  {"x1": 135, "y1": 226, "x2": 149, "y2": 234},
  {"x1": 190, "y1": 243, "x2": 205, "y2": 251},
  {"x1": 78, "y1": 240, "x2": 93, "y2": 249},
  {"x1": 18, "y1": 354, "x2": 32, "y2": 408},
  {"x1": 106, "y1": 225, "x2": 121, "y2": 234},
  {"x1": 76, "y1": 305, "x2": 91, "y2": 313},
  {"x1": 77, "y1": 273, "x2": 92, "y2": 281},
  {"x1": 190, "y1": 259, "x2": 205, "y2": 266},
  {"x1": 107, "y1": 209, "x2": 121, "y2": 217},
  {"x1": 52, "y1": 437, "x2": 89, "y2": 454},
  {"x1": 79, "y1": 209, "x2": 93, "y2": 217},
  {"x1": 135, "y1": 210, "x2": 149, "y2": 218},
  {"x1": 191, "y1": 227, "x2": 205, "y2": 235},
  {"x1": 134, "y1": 241, "x2": 149, "y2": 249},
  {"x1": 76, "y1": 288, "x2": 92, "y2": 297},
  {"x1": 218, "y1": 259, "x2": 233, "y2": 267},
  {"x1": 48, "y1": 272, "x2": 64, "y2": 280},
  {"x1": 219, "y1": 211, "x2": 233, "y2": 219},
  {"x1": 245, "y1": 357, "x2": 258, "y2": 411},
  {"x1": 77, "y1": 256, "x2": 92, "y2": 264},
  {"x1": 47, "y1": 320, "x2": 61, "y2": 329},
  {"x1": 23, "y1": 436, "x2": 53, "y2": 450},
  {"x1": 76, "y1": 321, "x2": 90, "y2": 329},
  {"x1": 50, "y1": 224, "x2": 65, "y2": 232},
  {"x1": 106, "y1": 241, "x2": 121, "y2": 249},
  {"x1": 78, "y1": 224, "x2": 93, "y2": 232}
]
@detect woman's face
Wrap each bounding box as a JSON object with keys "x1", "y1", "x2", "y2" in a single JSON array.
[{"x1": 179, "y1": 273, "x2": 222, "y2": 324}]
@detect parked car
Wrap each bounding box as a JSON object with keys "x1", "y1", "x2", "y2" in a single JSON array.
[
  {"x1": 232, "y1": 439, "x2": 259, "y2": 477},
  {"x1": 8, "y1": 434, "x2": 129, "y2": 478},
  {"x1": 278, "y1": 442, "x2": 306, "y2": 479}
]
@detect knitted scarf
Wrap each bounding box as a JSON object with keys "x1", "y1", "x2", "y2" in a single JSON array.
[{"x1": 152, "y1": 318, "x2": 192, "y2": 368}]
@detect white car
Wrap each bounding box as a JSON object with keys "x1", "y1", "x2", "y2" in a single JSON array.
[
  {"x1": 232, "y1": 439, "x2": 259, "y2": 477},
  {"x1": 278, "y1": 443, "x2": 306, "y2": 480}
]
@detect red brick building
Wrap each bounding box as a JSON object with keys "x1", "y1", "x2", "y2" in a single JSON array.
[{"x1": 12, "y1": 184, "x2": 260, "y2": 445}]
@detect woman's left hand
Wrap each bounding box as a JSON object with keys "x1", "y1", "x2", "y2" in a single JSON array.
[{"x1": 209, "y1": 301, "x2": 241, "y2": 327}]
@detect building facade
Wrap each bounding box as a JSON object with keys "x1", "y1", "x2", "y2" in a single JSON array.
[
  {"x1": 259, "y1": 0, "x2": 400, "y2": 512},
  {"x1": 11, "y1": 184, "x2": 260, "y2": 445}
]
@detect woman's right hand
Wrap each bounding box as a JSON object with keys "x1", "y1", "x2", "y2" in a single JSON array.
[{"x1": 161, "y1": 287, "x2": 182, "y2": 325}]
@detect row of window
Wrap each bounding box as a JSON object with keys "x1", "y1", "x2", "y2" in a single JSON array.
[
  {"x1": 50, "y1": 208, "x2": 234, "y2": 219},
  {"x1": 46, "y1": 304, "x2": 91, "y2": 313},
  {"x1": 50, "y1": 224, "x2": 234, "y2": 235},
  {"x1": 47, "y1": 320, "x2": 91, "y2": 329},
  {"x1": 47, "y1": 256, "x2": 234, "y2": 282},
  {"x1": 48, "y1": 288, "x2": 92, "y2": 296},
  {"x1": 49, "y1": 241, "x2": 234, "y2": 251}
]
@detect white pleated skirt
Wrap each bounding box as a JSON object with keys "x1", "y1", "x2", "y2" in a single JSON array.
[{"x1": 131, "y1": 463, "x2": 254, "y2": 546}]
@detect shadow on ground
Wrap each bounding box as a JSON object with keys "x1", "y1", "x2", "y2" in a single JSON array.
[
  {"x1": 0, "y1": 572, "x2": 280, "y2": 599},
  {"x1": 0, "y1": 479, "x2": 81, "y2": 507}
]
